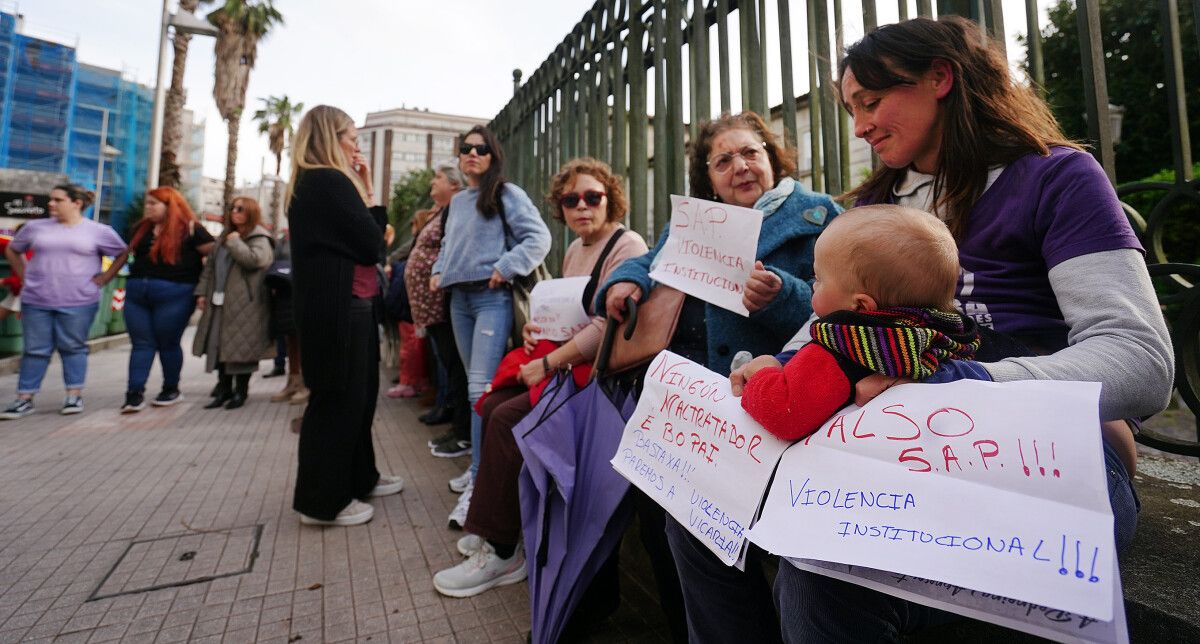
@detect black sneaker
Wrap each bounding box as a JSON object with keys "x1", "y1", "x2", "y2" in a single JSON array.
[
  {"x1": 60, "y1": 395, "x2": 83, "y2": 415},
  {"x1": 431, "y1": 439, "x2": 472, "y2": 459},
  {"x1": 0, "y1": 398, "x2": 33, "y2": 420},
  {"x1": 121, "y1": 391, "x2": 146, "y2": 414},
  {"x1": 426, "y1": 430, "x2": 456, "y2": 449},
  {"x1": 152, "y1": 388, "x2": 183, "y2": 407}
]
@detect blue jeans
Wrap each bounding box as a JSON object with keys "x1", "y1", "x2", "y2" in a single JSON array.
[
  {"x1": 773, "y1": 439, "x2": 1140, "y2": 642},
  {"x1": 123, "y1": 277, "x2": 196, "y2": 393},
  {"x1": 18, "y1": 303, "x2": 99, "y2": 394},
  {"x1": 449, "y1": 285, "x2": 512, "y2": 476}
]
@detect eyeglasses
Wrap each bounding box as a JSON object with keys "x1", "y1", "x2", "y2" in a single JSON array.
[
  {"x1": 559, "y1": 190, "x2": 606, "y2": 208},
  {"x1": 707, "y1": 142, "x2": 766, "y2": 174},
  {"x1": 459, "y1": 142, "x2": 492, "y2": 156}
]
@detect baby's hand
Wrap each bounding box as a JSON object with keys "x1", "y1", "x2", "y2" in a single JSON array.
[{"x1": 729, "y1": 355, "x2": 782, "y2": 396}]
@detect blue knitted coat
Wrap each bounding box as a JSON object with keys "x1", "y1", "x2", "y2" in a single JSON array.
[{"x1": 595, "y1": 184, "x2": 841, "y2": 375}]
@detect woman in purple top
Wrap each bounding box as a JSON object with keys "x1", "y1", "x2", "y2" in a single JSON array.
[
  {"x1": 745, "y1": 17, "x2": 1174, "y2": 642},
  {"x1": 0, "y1": 184, "x2": 127, "y2": 419}
]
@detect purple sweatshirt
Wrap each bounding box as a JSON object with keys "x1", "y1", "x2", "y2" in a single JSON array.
[{"x1": 9, "y1": 218, "x2": 127, "y2": 308}]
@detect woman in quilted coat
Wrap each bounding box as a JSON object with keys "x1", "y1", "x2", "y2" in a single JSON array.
[{"x1": 193, "y1": 196, "x2": 275, "y2": 410}]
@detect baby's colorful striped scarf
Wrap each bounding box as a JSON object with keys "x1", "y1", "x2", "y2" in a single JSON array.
[{"x1": 809, "y1": 307, "x2": 981, "y2": 380}]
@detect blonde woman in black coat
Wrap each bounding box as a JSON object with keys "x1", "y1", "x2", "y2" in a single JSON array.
[{"x1": 286, "y1": 105, "x2": 405, "y2": 526}]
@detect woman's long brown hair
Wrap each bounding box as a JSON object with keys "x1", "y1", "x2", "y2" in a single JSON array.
[{"x1": 839, "y1": 16, "x2": 1079, "y2": 238}]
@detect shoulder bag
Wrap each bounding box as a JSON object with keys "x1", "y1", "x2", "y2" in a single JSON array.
[{"x1": 497, "y1": 192, "x2": 553, "y2": 348}]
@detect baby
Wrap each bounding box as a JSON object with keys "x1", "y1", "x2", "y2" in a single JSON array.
[{"x1": 739, "y1": 204, "x2": 982, "y2": 440}]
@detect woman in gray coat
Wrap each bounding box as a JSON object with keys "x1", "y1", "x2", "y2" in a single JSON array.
[{"x1": 194, "y1": 197, "x2": 275, "y2": 409}]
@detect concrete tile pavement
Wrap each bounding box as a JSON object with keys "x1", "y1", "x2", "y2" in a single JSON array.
[{"x1": 0, "y1": 333, "x2": 672, "y2": 643}]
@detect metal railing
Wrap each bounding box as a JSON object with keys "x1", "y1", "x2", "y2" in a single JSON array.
[{"x1": 489, "y1": 0, "x2": 1199, "y2": 456}]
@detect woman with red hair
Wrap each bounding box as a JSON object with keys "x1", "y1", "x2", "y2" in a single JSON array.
[{"x1": 119, "y1": 187, "x2": 215, "y2": 413}]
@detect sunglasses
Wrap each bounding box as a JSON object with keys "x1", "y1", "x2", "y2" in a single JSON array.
[
  {"x1": 231, "y1": 205, "x2": 245, "y2": 212},
  {"x1": 559, "y1": 190, "x2": 606, "y2": 208},
  {"x1": 458, "y1": 142, "x2": 492, "y2": 156}
]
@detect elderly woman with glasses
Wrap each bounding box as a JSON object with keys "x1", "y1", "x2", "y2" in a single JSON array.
[
  {"x1": 596, "y1": 110, "x2": 843, "y2": 643},
  {"x1": 193, "y1": 196, "x2": 275, "y2": 410},
  {"x1": 430, "y1": 125, "x2": 552, "y2": 530}
]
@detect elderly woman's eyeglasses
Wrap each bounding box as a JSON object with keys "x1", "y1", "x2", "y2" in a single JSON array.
[
  {"x1": 459, "y1": 142, "x2": 491, "y2": 156},
  {"x1": 559, "y1": 190, "x2": 606, "y2": 208},
  {"x1": 707, "y1": 142, "x2": 766, "y2": 175}
]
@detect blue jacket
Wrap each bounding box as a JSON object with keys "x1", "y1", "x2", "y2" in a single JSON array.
[
  {"x1": 595, "y1": 184, "x2": 841, "y2": 375},
  {"x1": 432, "y1": 183, "x2": 551, "y2": 287}
]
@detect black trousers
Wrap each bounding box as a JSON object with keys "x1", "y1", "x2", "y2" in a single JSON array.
[
  {"x1": 293, "y1": 301, "x2": 380, "y2": 520},
  {"x1": 425, "y1": 321, "x2": 471, "y2": 441}
]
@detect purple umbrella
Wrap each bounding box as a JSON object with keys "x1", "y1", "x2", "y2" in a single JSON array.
[{"x1": 516, "y1": 377, "x2": 634, "y2": 644}]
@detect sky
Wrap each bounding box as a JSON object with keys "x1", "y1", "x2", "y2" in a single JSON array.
[{"x1": 12, "y1": 0, "x2": 1045, "y2": 186}]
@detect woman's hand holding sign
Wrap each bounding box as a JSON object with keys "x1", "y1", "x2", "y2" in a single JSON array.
[{"x1": 742, "y1": 261, "x2": 782, "y2": 313}]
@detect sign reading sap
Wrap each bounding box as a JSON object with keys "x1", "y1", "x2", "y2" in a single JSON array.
[
  {"x1": 747, "y1": 379, "x2": 1116, "y2": 622},
  {"x1": 529, "y1": 276, "x2": 592, "y2": 342},
  {"x1": 648, "y1": 195, "x2": 762, "y2": 316}
]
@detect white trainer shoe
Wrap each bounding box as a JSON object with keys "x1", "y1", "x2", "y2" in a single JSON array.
[
  {"x1": 433, "y1": 542, "x2": 527, "y2": 598},
  {"x1": 368, "y1": 474, "x2": 405, "y2": 497},
  {"x1": 457, "y1": 534, "x2": 484, "y2": 557},
  {"x1": 447, "y1": 484, "x2": 473, "y2": 530},
  {"x1": 299, "y1": 500, "x2": 374, "y2": 526},
  {"x1": 448, "y1": 468, "x2": 472, "y2": 494}
]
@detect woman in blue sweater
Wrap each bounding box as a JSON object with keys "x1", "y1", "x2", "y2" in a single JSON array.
[
  {"x1": 431, "y1": 125, "x2": 551, "y2": 528},
  {"x1": 597, "y1": 111, "x2": 842, "y2": 643}
]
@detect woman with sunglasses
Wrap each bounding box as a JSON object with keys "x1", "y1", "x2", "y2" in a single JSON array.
[
  {"x1": 192, "y1": 196, "x2": 275, "y2": 410},
  {"x1": 287, "y1": 105, "x2": 404, "y2": 527},
  {"x1": 433, "y1": 157, "x2": 647, "y2": 598},
  {"x1": 119, "y1": 187, "x2": 215, "y2": 413},
  {"x1": 597, "y1": 111, "x2": 843, "y2": 643},
  {"x1": 431, "y1": 125, "x2": 551, "y2": 528}
]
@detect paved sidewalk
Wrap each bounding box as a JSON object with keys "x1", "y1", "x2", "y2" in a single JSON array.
[{"x1": 0, "y1": 334, "x2": 671, "y2": 643}]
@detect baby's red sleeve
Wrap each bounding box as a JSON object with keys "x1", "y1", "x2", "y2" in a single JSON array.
[{"x1": 740, "y1": 344, "x2": 852, "y2": 441}]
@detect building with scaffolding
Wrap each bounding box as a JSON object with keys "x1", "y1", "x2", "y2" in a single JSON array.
[{"x1": 0, "y1": 11, "x2": 154, "y2": 235}]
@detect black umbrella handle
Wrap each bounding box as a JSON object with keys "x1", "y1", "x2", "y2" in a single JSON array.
[{"x1": 594, "y1": 296, "x2": 639, "y2": 379}]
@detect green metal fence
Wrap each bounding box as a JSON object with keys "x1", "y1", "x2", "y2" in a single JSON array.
[{"x1": 489, "y1": 0, "x2": 1199, "y2": 456}]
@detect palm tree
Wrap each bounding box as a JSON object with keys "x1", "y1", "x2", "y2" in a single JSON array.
[
  {"x1": 158, "y1": 0, "x2": 214, "y2": 189},
  {"x1": 208, "y1": 0, "x2": 283, "y2": 214},
  {"x1": 253, "y1": 94, "x2": 302, "y2": 227}
]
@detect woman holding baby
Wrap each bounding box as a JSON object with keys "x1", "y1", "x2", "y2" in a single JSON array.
[{"x1": 727, "y1": 16, "x2": 1172, "y2": 642}]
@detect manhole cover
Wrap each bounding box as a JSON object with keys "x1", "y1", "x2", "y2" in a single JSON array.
[{"x1": 89, "y1": 525, "x2": 262, "y2": 601}]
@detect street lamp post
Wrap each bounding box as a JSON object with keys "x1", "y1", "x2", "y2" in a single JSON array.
[
  {"x1": 93, "y1": 107, "x2": 121, "y2": 221},
  {"x1": 146, "y1": 2, "x2": 220, "y2": 190}
]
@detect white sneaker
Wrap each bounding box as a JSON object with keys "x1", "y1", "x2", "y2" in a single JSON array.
[
  {"x1": 447, "y1": 484, "x2": 473, "y2": 530},
  {"x1": 368, "y1": 474, "x2": 405, "y2": 497},
  {"x1": 299, "y1": 500, "x2": 374, "y2": 526},
  {"x1": 433, "y1": 542, "x2": 527, "y2": 598},
  {"x1": 448, "y1": 468, "x2": 472, "y2": 494},
  {"x1": 457, "y1": 534, "x2": 484, "y2": 557}
]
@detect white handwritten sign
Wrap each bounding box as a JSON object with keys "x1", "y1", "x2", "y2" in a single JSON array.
[
  {"x1": 529, "y1": 276, "x2": 592, "y2": 342},
  {"x1": 789, "y1": 559, "x2": 1127, "y2": 644},
  {"x1": 610, "y1": 351, "x2": 790, "y2": 565},
  {"x1": 648, "y1": 195, "x2": 762, "y2": 316},
  {"x1": 746, "y1": 379, "x2": 1115, "y2": 620}
]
